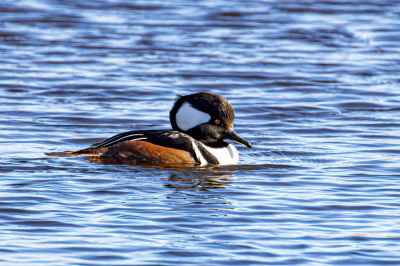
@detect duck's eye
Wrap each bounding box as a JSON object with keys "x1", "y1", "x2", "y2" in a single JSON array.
[{"x1": 215, "y1": 119, "x2": 221, "y2": 125}]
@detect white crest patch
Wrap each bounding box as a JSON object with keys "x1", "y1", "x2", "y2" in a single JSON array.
[{"x1": 176, "y1": 102, "x2": 211, "y2": 131}]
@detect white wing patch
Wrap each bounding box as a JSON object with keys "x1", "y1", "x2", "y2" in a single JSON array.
[
  {"x1": 90, "y1": 133, "x2": 147, "y2": 148},
  {"x1": 176, "y1": 102, "x2": 211, "y2": 131}
]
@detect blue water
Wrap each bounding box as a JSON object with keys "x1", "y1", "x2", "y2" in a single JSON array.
[{"x1": 1, "y1": 0, "x2": 400, "y2": 265}]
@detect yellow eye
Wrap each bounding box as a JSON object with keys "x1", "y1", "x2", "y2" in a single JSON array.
[{"x1": 215, "y1": 119, "x2": 220, "y2": 125}]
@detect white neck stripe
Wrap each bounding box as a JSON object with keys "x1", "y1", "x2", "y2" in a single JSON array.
[{"x1": 196, "y1": 142, "x2": 239, "y2": 165}]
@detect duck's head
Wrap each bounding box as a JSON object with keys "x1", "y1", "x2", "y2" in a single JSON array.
[{"x1": 170, "y1": 92, "x2": 252, "y2": 148}]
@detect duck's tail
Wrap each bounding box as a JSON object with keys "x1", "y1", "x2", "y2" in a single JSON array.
[{"x1": 46, "y1": 147, "x2": 107, "y2": 157}]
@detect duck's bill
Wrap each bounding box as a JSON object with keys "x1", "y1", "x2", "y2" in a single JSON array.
[{"x1": 224, "y1": 127, "x2": 252, "y2": 148}]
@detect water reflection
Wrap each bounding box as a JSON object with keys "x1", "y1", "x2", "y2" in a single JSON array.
[
  {"x1": 88, "y1": 156, "x2": 234, "y2": 190},
  {"x1": 165, "y1": 171, "x2": 234, "y2": 191}
]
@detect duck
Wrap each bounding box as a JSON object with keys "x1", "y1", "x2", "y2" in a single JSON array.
[{"x1": 48, "y1": 92, "x2": 251, "y2": 165}]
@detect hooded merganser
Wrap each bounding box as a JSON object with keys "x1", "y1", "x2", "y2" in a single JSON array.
[{"x1": 49, "y1": 92, "x2": 251, "y2": 165}]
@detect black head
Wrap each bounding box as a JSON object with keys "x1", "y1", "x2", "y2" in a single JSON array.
[{"x1": 170, "y1": 92, "x2": 251, "y2": 148}]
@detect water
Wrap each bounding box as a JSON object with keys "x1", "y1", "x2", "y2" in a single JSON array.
[{"x1": 1, "y1": 0, "x2": 400, "y2": 265}]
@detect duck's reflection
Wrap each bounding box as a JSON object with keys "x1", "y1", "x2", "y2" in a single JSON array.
[
  {"x1": 165, "y1": 170, "x2": 234, "y2": 191},
  {"x1": 86, "y1": 156, "x2": 236, "y2": 191}
]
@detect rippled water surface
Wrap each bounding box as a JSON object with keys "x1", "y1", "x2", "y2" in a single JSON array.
[{"x1": 2, "y1": 0, "x2": 400, "y2": 265}]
